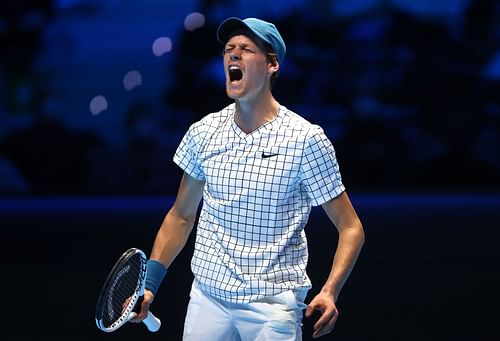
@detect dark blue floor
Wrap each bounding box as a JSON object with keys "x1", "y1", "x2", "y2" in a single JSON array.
[{"x1": 1, "y1": 194, "x2": 499, "y2": 340}]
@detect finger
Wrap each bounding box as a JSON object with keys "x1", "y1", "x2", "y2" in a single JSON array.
[
  {"x1": 313, "y1": 311, "x2": 338, "y2": 338},
  {"x1": 130, "y1": 300, "x2": 151, "y2": 323},
  {"x1": 130, "y1": 290, "x2": 155, "y2": 322},
  {"x1": 122, "y1": 297, "x2": 132, "y2": 312},
  {"x1": 304, "y1": 302, "x2": 317, "y2": 317},
  {"x1": 313, "y1": 307, "x2": 332, "y2": 330},
  {"x1": 122, "y1": 296, "x2": 140, "y2": 323},
  {"x1": 313, "y1": 319, "x2": 336, "y2": 339},
  {"x1": 137, "y1": 300, "x2": 151, "y2": 320},
  {"x1": 128, "y1": 311, "x2": 142, "y2": 323},
  {"x1": 313, "y1": 318, "x2": 333, "y2": 338}
]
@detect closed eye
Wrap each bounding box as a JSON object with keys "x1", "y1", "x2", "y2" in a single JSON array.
[{"x1": 224, "y1": 44, "x2": 256, "y2": 54}]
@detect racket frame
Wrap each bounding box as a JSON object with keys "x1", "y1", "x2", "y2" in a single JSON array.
[{"x1": 95, "y1": 248, "x2": 147, "y2": 332}]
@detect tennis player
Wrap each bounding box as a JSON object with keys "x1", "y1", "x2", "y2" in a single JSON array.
[{"x1": 132, "y1": 17, "x2": 365, "y2": 340}]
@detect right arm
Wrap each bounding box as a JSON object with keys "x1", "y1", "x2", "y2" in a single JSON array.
[
  {"x1": 132, "y1": 172, "x2": 204, "y2": 322},
  {"x1": 150, "y1": 172, "x2": 205, "y2": 267}
]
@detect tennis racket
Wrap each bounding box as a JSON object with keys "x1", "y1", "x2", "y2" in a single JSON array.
[{"x1": 95, "y1": 248, "x2": 161, "y2": 332}]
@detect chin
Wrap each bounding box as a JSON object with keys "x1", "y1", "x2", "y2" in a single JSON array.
[{"x1": 226, "y1": 87, "x2": 244, "y2": 100}]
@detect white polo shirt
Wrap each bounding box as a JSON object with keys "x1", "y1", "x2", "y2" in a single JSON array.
[{"x1": 173, "y1": 103, "x2": 345, "y2": 304}]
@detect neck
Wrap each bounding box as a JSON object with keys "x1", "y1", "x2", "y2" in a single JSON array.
[{"x1": 234, "y1": 92, "x2": 280, "y2": 134}]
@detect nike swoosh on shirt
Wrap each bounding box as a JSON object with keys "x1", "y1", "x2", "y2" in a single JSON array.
[{"x1": 261, "y1": 152, "x2": 279, "y2": 159}]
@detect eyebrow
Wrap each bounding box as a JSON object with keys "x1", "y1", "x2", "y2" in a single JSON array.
[{"x1": 225, "y1": 41, "x2": 256, "y2": 50}]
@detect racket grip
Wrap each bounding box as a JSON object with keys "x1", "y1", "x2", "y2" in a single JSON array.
[{"x1": 143, "y1": 311, "x2": 161, "y2": 332}]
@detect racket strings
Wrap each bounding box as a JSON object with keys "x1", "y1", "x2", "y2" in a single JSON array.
[{"x1": 102, "y1": 254, "x2": 143, "y2": 327}]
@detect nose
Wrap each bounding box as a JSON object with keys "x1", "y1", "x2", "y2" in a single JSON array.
[{"x1": 230, "y1": 53, "x2": 241, "y2": 61}]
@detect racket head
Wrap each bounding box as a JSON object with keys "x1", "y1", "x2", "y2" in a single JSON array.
[{"x1": 95, "y1": 248, "x2": 147, "y2": 332}]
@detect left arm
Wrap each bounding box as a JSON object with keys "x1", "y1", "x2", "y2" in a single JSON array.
[{"x1": 305, "y1": 191, "x2": 365, "y2": 338}]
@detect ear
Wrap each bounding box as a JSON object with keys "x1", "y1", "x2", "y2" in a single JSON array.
[{"x1": 268, "y1": 59, "x2": 279, "y2": 75}]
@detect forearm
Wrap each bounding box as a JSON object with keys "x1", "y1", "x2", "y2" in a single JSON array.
[
  {"x1": 149, "y1": 209, "x2": 196, "y2": 267},
  {"x1": 322, "y1": 221, "x2": 364, "y2": 301},
  {"x1": 134, "y1": 209, "x2": 196, "y2": 320}
]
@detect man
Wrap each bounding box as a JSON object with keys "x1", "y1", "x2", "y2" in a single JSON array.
[{"x1": 132, "y1": 17, "x2": 365, "y2": 340}]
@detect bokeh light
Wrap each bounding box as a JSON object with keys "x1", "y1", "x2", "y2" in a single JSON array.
[
  {"x1": 152, "y1": 37, "x2": 172, "y2": 57},
  {"x1": 184, "y1": 12, "x2": 205, "y2": 31},
  {"x1": 89, "y1": 95, "x2": 108, "y2": 115},
  {"x1": 123, "y1": 70, "x2": 142, "y2": 91}
]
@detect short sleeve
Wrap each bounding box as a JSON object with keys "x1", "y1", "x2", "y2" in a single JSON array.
[
  {"x1": 300, "y1": 127, "x2": 345, "y2": 206},
  {"x1": 173, "y1": 123, "x2": 205, "y2": 180}
]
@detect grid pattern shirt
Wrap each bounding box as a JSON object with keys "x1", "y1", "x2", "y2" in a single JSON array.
[{"x1": 173, "y1": 103, "x2": 345, "y2": 303}]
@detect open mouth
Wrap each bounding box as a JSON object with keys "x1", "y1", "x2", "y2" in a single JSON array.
[{"x1": 228, "y1": 65, "x2": 243, "y2": 83}]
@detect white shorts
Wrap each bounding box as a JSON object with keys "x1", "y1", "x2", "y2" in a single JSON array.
[{"x1": 183, "y1": 280, "x2": 308, "y2": 341}]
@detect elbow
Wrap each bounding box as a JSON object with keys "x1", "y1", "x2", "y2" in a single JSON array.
[
  {"x1": 358, "y1": 221, "x2": 365, "y2": 248},
  {"x1": 160, "y1": 208, "x2": 197, "y2": 235},
  {"x1": 350, "y1": 219, "x2": 365, "y2": 248},
  {"x1": 339, "y1": 218, "x2": 365, "y2": 249},
  {"x1": 171, "y1": 208, "x2": 197, "y2": 230},
  {"x1": 359, "y1": 225, "x2": 366, "y2": 248}
]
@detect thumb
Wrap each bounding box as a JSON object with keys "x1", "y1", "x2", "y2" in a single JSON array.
[
  {"x1": 304, "y1": 302, "x2": 316, "y2": 318},
  {"x1": 130, "y1": 295, "x2": 153, "y2": 323}
]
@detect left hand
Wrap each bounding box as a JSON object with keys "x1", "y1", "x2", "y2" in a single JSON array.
[{"x1": 304, "y1": 291, "x2": 339, "y2": 338}]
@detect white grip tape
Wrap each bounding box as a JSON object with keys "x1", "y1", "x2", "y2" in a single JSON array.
[
  {"x1": 144, "y1": 311, "x2": 161, "y2": 332},
  {"x1": 127, "y1": 311, "x2": 161, "y2": 332}
]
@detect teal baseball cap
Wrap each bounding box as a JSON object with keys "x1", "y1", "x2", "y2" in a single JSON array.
[{"x1": 217, "y1": 17, "x2": 286, "y2": 65}]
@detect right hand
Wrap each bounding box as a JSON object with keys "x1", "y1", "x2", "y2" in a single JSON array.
[{"x1": 129, "y1": 289, "x2": 155, "y2": 323}]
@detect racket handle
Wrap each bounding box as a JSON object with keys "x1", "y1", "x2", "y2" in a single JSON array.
[
  {"x1": 143, "y1": 311, "x2": 161, "y2": 332},
  {"x1": 127, "y1": 311, "x2": 161, "y2": 332}
]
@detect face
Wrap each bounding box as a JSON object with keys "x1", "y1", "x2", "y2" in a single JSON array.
[{"x1": 223, "y1": 34, "x2": 279, "y2": 100}]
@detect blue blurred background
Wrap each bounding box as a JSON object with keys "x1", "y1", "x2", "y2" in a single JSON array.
[{"x1": 1, "y1": 0, "x2": 499, "y2": 340}]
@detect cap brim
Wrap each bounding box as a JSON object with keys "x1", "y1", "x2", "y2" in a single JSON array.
[{"x1": 216, "y1": 17, "x2": 250, "y2": 44}]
